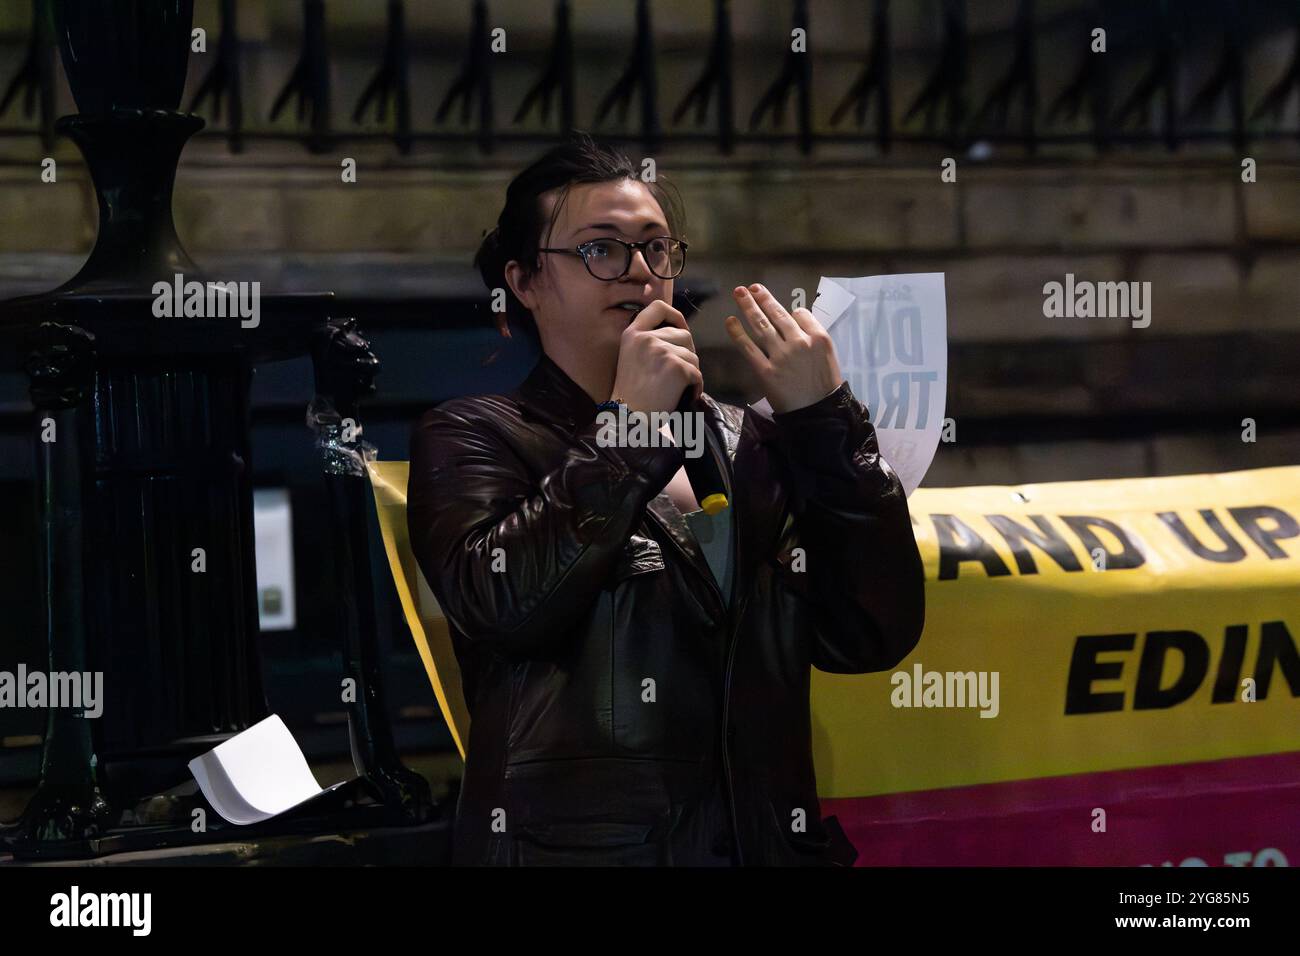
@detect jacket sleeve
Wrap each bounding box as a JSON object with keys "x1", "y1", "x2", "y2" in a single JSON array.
[
  {"x1": 406, "y1": 399, "x2": 682, "y2": 661},
  {"x1": 766, "y1": 381, "x2": 926, "y2": 673}
]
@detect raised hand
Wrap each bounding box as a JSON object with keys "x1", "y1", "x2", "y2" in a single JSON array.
[{"x1": 725, "y1": 283, "x2": 844, "y2": 413}]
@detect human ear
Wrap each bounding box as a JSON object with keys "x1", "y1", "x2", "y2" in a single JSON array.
[{"x1": 504, "y1": 259, "x2": 536, "y2": 313}]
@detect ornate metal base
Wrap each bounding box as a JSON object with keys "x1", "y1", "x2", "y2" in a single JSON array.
[
  {"x1": 0, "y1": 782, "x2": 113, "y2": 851},
  {"x1": 0, "y1": 774, "x2": 438, "y2": 861},
  {"x1": 0, "y1": 1, "x2": 434, "y2": 858}
]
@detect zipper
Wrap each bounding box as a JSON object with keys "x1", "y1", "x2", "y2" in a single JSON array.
[
  {"x1": 718, "y1": 423, "x2": 794, "y2": 867},
  {"x1": 649, "y1": 410, "x2": 758, "y2": 864},
  {"x1": 720, "y1": 585, "x2": 750, "y2": 866},
  {"x1": 710, "y1": 418, "x2": 749, "y2": 866}
]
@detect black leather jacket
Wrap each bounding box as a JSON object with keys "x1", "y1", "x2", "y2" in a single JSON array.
[{"x1": 407, "y1": 351, "x2": 925, "y2": 865}]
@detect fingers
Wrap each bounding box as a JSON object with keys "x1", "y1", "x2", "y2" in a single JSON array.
[
  {"x1": 651, "y1": 340, "x2": 702, "y2": 401},
  {"x1": 748, "y1": 284, "x2": 802, "y2": 340},
  {"x1": 661, "y1": 341, "x2": 700, "y2": 370},
  {"x1": 788, "y1": 306, "x2": 825, "y2": 339},
  {"x1": 733, "y1": 283, "x2": 802, "y2": 344},
  {"x1": 732, "y1": 286, "x2": 776, "y2": 347},
  {"x1": 631, "y1": 299, "x2": 687, "y2": 333},
  {"x1": 648, "y1": 326, "x2": 697, "y2": 353},
  {"x1": 627, "y1": 303, "x2": 664, "y2": 332},
  {"x1": 725, "y1": 314, "x2": 774, "y2": 376},
  {"x1": 677, "y1": 358, "x2": 704, "y2": 402}
]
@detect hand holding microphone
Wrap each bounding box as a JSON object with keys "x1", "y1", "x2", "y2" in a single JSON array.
[
  {"x1": 609, "y1": 300, "x2": 702, "y2": 413},
  {"x1": 608, "y1": 301, "x2": 729, "y2": 514}
]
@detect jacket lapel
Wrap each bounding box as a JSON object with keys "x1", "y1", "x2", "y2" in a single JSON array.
[
  {"x1": 517, "y1": 352, "x2": 598, "y2": 432},
  {"x1": 730, "y1": 403, "x2": 788, "y2": 610},
  {"x1": 647, "y1": 396, "x2": 789, "y2": 622},
  {"x1": 644, "y1": 398, "x2": 732, "y2": 618},
  {"x1": 514, "y1": 351, "x2": 788, "y2": 622}
]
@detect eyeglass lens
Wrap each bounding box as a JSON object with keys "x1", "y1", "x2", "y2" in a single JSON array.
[{"x1": 582, "y1": 238, "x2": 685, "y2": 279}]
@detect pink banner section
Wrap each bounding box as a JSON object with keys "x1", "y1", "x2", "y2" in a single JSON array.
[{"x1": 823, "y1": 751, "x2": 1300, "y2": 866}]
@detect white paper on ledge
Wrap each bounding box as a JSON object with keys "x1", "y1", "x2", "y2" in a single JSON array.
[
  {"x1": 749, "y1": 273, "x2": 947, "y2": 497},
  {"x1": 188, "y1": 713, "x2": 347, "y2": 825}
]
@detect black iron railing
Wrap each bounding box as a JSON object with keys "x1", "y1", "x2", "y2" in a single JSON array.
[{"x1": 2, "y1": 0, "x2": 1300, "y2": 155}]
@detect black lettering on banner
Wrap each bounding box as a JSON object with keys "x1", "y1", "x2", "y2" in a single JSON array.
[
  {"x1": 984, "y1": 514, "x2": 1084, "y2": 575},
  {"x1": 931, "y1": 515, "x2": 1012, "y2": 581},
  {"x1": 1065, "y1": 634, "x2": 1135, "y2": 714},
  {"x1": 1134, "y1": 631, "x2": 1210, "y2": 710},
  {"x1": 1059, "y1": 515, "x2": 1146, "y2": 570},
  {"x1": 1157, "y1": 509, "x2": 1248, "y2": 563},
  {"x1": 1228, "y1": 505, "x2": 1300, "y2": 559},
  {"x1": 1065, "y1": 621, "x2": 1298, "y2": 714},
  {"x1": 1210, "y1": 624, "x2": 1249, "y2": 703},
  {"x1": 932, "y1": 506, "x2": 1293, "y2": 580},
  {"x1": 1254, "y1": 620, "x2": 1300, "y2": 699}
]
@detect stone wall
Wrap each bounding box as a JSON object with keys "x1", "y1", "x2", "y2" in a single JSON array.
[{"x1": 1, "y1": 0, "x2": 1298, "y2": 487}]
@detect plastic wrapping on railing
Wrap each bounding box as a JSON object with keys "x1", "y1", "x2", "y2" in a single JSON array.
[{"x1": 306, "y1": 396, "x2": 376, "y2": 477}]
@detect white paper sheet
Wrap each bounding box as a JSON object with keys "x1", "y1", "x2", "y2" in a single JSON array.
[
  {"x1": 750, "y1": 273, "x2": 947, "y2": 496},
  {"x1": 188, "y1": 713, "x2": 347, "y2": 825}
]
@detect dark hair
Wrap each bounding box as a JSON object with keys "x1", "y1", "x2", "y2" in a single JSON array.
[{"x1": 474, "y1": 130, "x2": 686, "y2": 339}]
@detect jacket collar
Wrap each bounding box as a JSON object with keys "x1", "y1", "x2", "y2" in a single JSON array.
[{"x1": 517, "y1": 351, "x2": 601, "y2": 432}]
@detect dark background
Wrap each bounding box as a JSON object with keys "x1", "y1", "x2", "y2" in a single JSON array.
[{"x1": 1, "y1": 0, "x2": 1297, "y2": 796}]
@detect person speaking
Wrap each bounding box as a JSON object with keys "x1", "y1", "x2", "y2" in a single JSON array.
[{"x1": 406, "y1": 131, "x2": 925, "y2": 866}]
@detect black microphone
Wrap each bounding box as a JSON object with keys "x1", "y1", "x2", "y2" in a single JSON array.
[
  {"x1": 675, "y1": 389, "x2": 729, "y2": 515},
  {"x1": 645, "y1": 309, "x2": 729, "y2": 515}
]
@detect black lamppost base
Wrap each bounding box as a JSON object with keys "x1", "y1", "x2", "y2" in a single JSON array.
[
  {"x1": 0, "y1": 0, "x2": 436, "y2": 859},
  {"x1": 1, "y1": 776, "x2": 443, "y2": 862}
]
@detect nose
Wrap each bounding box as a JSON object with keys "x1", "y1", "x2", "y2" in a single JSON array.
[{"x1": 625, "y1": 247, "x2": 655, "y2": 282}]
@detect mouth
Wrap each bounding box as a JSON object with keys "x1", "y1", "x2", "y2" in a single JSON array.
[{"x1": 610, "y1": 301, "x2": 650, "y2": 323}]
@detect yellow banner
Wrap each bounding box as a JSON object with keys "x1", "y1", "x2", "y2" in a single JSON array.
[
  {"x1": 373, "y1": 460, "x2": 1300, "y2": 796},
  {"x1": 813, "y1": 464, "x2": 1300, "y2": 797},
  {"x1": 369, "y1": 460, "x2": 470, "y2": 760}
]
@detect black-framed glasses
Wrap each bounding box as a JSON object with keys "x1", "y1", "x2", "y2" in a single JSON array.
[{"x1": 538, "y1": 236, "x2": 688, "y2": 281}]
